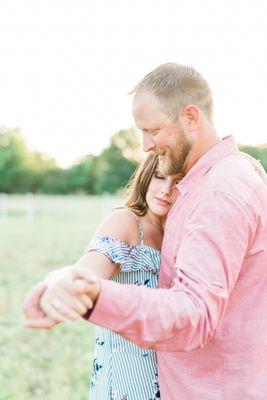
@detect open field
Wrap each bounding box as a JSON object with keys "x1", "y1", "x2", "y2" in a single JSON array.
[{"x1": 0, "y1": 195, "x2": 122, "y2": 400}]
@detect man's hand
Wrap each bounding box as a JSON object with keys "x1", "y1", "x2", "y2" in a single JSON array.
[
  {"x1": 22, "y1": 281, "x2": 58, "y2": 329},
  {"x1": 39, "y1": 270, "x2": 93, "y2": 323},
  {"x1": 22, "y1": 266, "x2": 94, "y2": 329}
]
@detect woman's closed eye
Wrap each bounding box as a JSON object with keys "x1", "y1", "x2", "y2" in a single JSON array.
[{"x1": 154, "y1": 171, "x2": 165, "y2": 180}]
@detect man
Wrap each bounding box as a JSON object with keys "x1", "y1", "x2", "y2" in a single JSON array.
[{"x1": 23, "y1": 63, "x2": 267, "y2": 399}]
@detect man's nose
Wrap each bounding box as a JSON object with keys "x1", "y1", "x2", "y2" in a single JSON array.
[{"x1": 143, "y1": 135, "x2": 156, "y2": 152}]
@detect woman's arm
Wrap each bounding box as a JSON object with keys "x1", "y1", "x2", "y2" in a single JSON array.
[
  {"x1": 25, "y1": 209, "x2": 139, "y2": 327},
  {"x1": 58, "y1": 208, "x2": 139, "y2": 279}
]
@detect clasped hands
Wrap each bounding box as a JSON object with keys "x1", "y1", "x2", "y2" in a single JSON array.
[{"x1": 22, "y1": 266, "x2": 100, "y2": 329}]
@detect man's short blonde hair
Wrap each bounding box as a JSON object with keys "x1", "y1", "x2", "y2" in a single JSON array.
[{"x1": 131, "y1": 63, "x2": 213, "y2": 121}]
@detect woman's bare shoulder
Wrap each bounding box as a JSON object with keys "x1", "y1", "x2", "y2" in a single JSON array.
[{"x1": 94, "y1": 208, "x2": 141, "y2": 245}]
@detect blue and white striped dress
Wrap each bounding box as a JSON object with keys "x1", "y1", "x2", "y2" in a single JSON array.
[{"x1": 86, "y1": 219, "x2": 161, "y2": 400}]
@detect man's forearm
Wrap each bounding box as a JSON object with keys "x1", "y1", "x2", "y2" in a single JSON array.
[{"x1": 86, "y1": 278, "x2": 224, "y2": 352}]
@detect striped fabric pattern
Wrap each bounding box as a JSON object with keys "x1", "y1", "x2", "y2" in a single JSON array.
[{"x1": 85, "y1": 236, "x2": 161, "y2": 400}]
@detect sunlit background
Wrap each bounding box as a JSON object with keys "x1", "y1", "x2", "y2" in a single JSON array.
[
  {"x1": 1, "y1": 2, "x2": 267, "y2": 399},
  {"x1": 1, "y1": 0, "x2": 267, "y2": 167}
]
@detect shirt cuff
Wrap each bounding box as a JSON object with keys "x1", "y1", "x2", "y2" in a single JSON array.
[{"x1": 82, "y1": 278, "x2": 126, "y2": 326}]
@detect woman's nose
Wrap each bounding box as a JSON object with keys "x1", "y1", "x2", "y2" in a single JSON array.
[{"x1": 161, "y1": 181, "x2": 173, "y2": 196}]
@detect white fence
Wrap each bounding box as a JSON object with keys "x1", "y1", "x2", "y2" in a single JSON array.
[
  {"x1": 0, "y1": 193, "x2": 121, "y2": 220},
  {"x1": 0, "y1": 193, "x2": 34, "y2": 219}
]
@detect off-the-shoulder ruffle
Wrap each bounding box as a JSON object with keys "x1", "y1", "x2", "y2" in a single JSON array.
[{"x1": 84, "y1": 236, "x2": 160, "y2": 273}]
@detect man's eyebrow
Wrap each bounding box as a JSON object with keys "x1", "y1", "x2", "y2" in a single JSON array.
[{"x1": 141, "y1": 127, "x2": 158, "y2": 133}]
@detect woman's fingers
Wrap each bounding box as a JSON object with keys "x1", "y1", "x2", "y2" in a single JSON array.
[
  {"x1": 56, "y1": 291, "x2": 88, "y2": 315},
  {"x1": 45, "y1": 267, "x2": 97, "y2": 297},
  {"x1": 50, "y1": 298, "x2": 81, "y2": 321},
  {"x1": 40, "y1": 296, "x2": 73, "y2": 323},
  {"x1": 40, "y1": 290, "x2": 83, "y2": 322},
  {"x1": 72, "y1": 273, "x2": 100, "y2": 303},
  {"x1": 74, "y1": 279, "x2": 97, "y2": 300},
  {"x1": 39, "y1": 267, "x2": 97, "y2": 322},
  {"x1": 74, "y1": 279, "x2": 92, "y2": 294},
  {"x1": 44, "y1": 272, "x2": 91, "y2": 312},
  {"x1": 62, "y1": 287, "x2": 93, "y2": 310},
  {"x1": 80, "y1": 293, "x2": 94, "y2": 309}
]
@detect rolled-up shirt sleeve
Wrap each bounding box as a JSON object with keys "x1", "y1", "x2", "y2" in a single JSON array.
[{"x1": 88, "y1": 190, "x2": 256, "y2": 352}]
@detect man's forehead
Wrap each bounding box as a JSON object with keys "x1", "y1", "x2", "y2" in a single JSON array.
[
  {"x1": 132, "y1": 90, "x2": 159, "y2": 112},
  {"x1": 132, "y1": 103, "x2": 154, "y2": 125},
  {"x1": 132, "y1": 92, "x2": 167, "y2": 129}
]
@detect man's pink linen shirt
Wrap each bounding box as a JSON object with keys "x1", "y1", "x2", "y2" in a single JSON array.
[{"x1": 89, "y1": 136, "x2": 267, "y2": 399}]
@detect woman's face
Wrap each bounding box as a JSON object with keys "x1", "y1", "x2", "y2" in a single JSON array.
[{"x1": 146, "y1": 168, "x2": 180, "y2": 217}]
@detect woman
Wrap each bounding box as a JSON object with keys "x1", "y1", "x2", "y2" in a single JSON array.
[{"x1": 35, "y1": 152, "x2": 181, "y2": 400}]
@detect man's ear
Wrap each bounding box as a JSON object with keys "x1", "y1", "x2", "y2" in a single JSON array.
[{"x1": 178, "y1": 105, "x2": 200, "y2": 132}]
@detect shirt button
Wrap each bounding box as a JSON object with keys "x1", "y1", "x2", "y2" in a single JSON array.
[{"x1": 112, "y1": 349, "x2": 117, "y2": 353}]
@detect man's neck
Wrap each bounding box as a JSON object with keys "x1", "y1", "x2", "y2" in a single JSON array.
[{"x1": 184, "y1": 128, "x2": 220, "y2": 173}]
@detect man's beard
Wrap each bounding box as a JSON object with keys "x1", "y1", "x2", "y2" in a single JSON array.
[{"x1": 157, "y1": 133, "x2": 191, "y2": 176}]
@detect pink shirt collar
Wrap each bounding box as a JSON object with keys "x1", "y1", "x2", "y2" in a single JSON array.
[{"x1": 176, "y1": 135, "x2": 239, "y2": 196}]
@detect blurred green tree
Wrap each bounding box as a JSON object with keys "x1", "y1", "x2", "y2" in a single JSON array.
[
  {"x1": 0, "y1": 127, "x2": 31, "y2": 193},
  {"x1": 0, "y1": 127, "x2": 59, "y2": 193},
  {"x1": 3, "y1": 126, "x2": 266, "y2": 195},
  {"x1": 93, "y1": 128, "x2": 141, "y2": 194},
  {"x1": 239, "y1": 144, "x2": 267, "y2": 171},
  {"x1": 68, "y1": 154, "x2": 98, "y2": 194}
]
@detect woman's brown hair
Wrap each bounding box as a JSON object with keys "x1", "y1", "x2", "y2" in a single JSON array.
[{"x1": 123, "y1": 152, "x2": 159, "y2": 216}]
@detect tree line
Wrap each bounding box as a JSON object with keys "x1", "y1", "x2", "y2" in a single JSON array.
[
  {"x1": 0, "y1": 127, "x2": 141, "y2": 194},
  {"x1": 0, "y1": 127, "x2": 266, "y2": 194}
]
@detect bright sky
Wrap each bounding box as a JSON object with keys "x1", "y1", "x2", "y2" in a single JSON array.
[{"x1": 1, "y1": 0, "x2": 267, "y2": 166}]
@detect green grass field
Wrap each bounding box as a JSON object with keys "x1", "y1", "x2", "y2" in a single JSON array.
[{"x1": 0, "y1": 195, "x2": 122, "y2": 400}]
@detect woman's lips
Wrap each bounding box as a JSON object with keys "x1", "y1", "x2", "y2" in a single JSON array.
[{"x1": 154, "y1": 196, "x2": 171, "y2": 206}]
